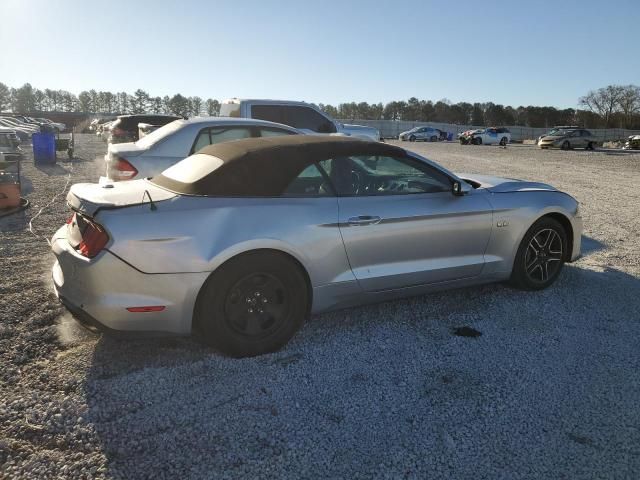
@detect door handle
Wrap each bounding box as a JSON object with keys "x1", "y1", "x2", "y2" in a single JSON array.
[{"x1": 347, "y1": 215, "x2": 381, "y2": 226}]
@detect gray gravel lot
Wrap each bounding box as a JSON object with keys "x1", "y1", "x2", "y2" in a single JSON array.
[{"x1": 1, "y1": 135, "x2": 639, "y2": 479}]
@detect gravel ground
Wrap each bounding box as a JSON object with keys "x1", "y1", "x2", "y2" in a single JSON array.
[{"x1": 1, "y1": 135, "x2": 639, "y2": 479}]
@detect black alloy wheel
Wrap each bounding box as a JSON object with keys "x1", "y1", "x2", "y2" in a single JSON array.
[
  {"x1": 510, "y1": 217, "x2": 567, "y2": 290},
  {"x1": 523, "y1": 228, "x2": 564, "y2": 284}
]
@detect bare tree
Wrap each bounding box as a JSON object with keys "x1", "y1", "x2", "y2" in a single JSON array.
[
  {"x1": 205, "y1": 98, "x2": 220, "y2": 116},
  {"x1": 189, "y1": 96, "x2": 203, "y2": 116},
  {"x1": 0, "y1": 82, "x2": 10, "y2": 111},
  {"x1": 616, "y1": 85, "x2": 640, "y2": 128},
  {"x1": 579, "y1": 85, "x2": 624, "y2": 127}
]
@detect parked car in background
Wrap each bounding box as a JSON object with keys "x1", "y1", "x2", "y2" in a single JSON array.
[
  {"x1": 536, "y1": 126, "x2": 580, "y2": 145},
  {"x1": 103, "y1": 117, "x2": 300, "y2": 181},
  {"x1": 35, "y1": 117, "x2": 66, "y2": 132},
  {"x1": 53, "y1": 135, "x2": 581, "y2": 357},
  {"x1": 398, "y1": 126, "x2": 445, "y2": 142},
  {"x1": 0, "y1": 118, "x2": 35, "y2": 141},
  {"x1": 623, "y1": 134, "x2": 640, "y2": 150},
  {"x1": 220, "y1": 98, "x2": 381, "y2": 141},
  {"x1": 108, "y1": 114, "x2": 182, "y2": 144},
  {"x1": 538, "y1": 128, "x2": 597, "y2": 150},
  {"x1": 0, "y1": 128, "x2": 23, "y2": 161},
  {"x1": 460, "y1": 127, "x2": 510, "y2": 146}
]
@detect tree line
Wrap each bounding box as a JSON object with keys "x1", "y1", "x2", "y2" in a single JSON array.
[
  {"x1": 1, "y1": 82, "x2": 638, "y2": 129},
  {"x1": 0, "y1": 83, "x2": 220, "y2": 118}
]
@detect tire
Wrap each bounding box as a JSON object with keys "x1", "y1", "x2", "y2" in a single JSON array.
[
  {"x1": 499, "y1": 137, "x2": 508, "y2": 146},
  {"x1": 510, "y1": 217, "x2": 567, "y2": 290},
  {"x1": 194, "y1": 251, "x2": 309, "y2": 357},
  {"x1": 472, "y1": 137, "x2": 482, "y2": 145},
  {"x1": 409, "y1": 135, "x2": 416, "y2": 142},
  {"x1": 430, "y1": 135, "x2": 438, "y2": 142},
  {"x1": 586, "y1": 142, "x2": 594, "y2": 150},
  {"x1": 561, "y1": 140, "x2": 570, "y2": 150}
]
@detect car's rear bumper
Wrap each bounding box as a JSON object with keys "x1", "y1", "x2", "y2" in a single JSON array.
[{"x1": 51, "y1": 225, "x2": 209, "y2": 335}]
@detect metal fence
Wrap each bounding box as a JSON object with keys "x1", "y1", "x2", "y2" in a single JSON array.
[{"x1": 338, "y1": 119, "x2": 640, "y2": 143}]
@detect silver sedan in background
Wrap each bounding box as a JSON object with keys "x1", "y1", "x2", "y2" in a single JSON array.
[
  {"x1": 104, "y1": 117, "x2": 300, "y2": 181},
  {"x1": 52, "y1": 136, "x2": 582, "y2": 357}
]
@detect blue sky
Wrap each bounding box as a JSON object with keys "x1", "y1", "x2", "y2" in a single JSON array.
[{"x1": 1, "y1": 0, "x2": 638, "y2": 108}]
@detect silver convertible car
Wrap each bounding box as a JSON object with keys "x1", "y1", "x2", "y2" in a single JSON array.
[{"x1": 52, "y1": 136, "x2": 582, "y2": 357}]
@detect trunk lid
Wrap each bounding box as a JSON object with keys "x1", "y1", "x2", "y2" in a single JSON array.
[
  {"x1": 107, "y1": 141, "x2": 146, "y2": 159},
  {"x1": 67, "y1": 179, "x2": 177, "y2": 217}
]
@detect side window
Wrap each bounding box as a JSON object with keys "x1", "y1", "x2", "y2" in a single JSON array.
[
  {"x1": 251, "y1": 105, "x2": 284, "y2": 124},
  {"x1": 282, "y1": 163, "x2": 331, "y2": 197},
  {"x1": 192, "y1": 129, "x2": 211, "y2": 153},
  {"x1": 318, "y1": 155, "x2": 451, "y2": 196},
  {"x1": 191, "y1": 127, "x2": 252, "y2": 153},
  {"x1": 258, "y1": 127, "x2": 298, "y2": 137},
  {"x1": 283, "y1": 106, "x2": 337, "y2": 133}
]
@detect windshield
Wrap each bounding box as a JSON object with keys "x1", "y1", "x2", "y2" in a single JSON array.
[
  {"x1": 135, "y1": 120, "x2": 185, "y2": 148},
  {"x1": 547, "y1": 129, "x2": 572, "y2": 136}
]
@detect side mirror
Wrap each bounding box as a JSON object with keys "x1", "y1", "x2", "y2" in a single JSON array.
[{"x1": 452, "y1": 180, "x2": 471, "y2": 196}]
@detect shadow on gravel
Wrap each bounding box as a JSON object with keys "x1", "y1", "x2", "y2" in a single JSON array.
[
  {"x1": 80, "y1": 263, "x2": 640, "y2": 479},
  {"x1": 0, "y1": 209, "x2": 29, "y2": 232},
  {"x1": 581, "y1": 235, "x2": 606, "y2": 255},
  {"x1": 34, "y1": 164, "x2": 70, "y2": 176}
]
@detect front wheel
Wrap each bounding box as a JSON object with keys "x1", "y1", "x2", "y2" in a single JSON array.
[
  {"x1": 472, "y1": 137, "x2": 482, "y2": 145},
  {"x1": 510, "y1": 217, "x2": 567, "y2": 290},
  {"x1": 499, "y1": 137, "x2": 508, "y2": 146},
  {"x1": 409, "y1": 135, "x2": 416, "y2": 142},
  {"x1": 430, "y1": 135, "x2": 438, "y2": 142},
  {"x1": 194, "y1": 251, "x2": 309, "y2": 357},
  {"x1": 586, "y1": 142, "x2": 594, "y2": 150},
  {"x1": 561, "y1": 140, "x2": 571, "y2": 150}
]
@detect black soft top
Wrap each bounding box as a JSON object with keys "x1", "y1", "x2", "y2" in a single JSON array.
[{"x1": 152, "y1": 135, "x2": 406, "y2": 197}]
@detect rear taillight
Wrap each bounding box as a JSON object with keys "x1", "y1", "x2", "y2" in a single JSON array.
[
  {"x1": 77, "y1": 220, "x2": 109, "y2": 258},
  {"x1": 113, "y1": 157, "x2": 138, "y2": 180}
]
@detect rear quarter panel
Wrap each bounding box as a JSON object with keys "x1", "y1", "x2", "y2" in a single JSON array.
[{"x1": 97, "y1": 196, "x2": 355, "y2": 289}]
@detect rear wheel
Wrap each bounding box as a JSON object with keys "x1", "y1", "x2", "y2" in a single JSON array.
[
  {"x1": 473, "y1": 137, "x2": 482, "y2": 145},
  {"x1": 430, "y1": 135, "x2": 438, "y2": 142},
  {"x1": 587, "y1": 142, "x2": 594, "y2": 150},
  {"x1": 510, "y1": 217, "x2": 567, "y2": 290},
  {"x1": 499, "y1": 137, "x2": 508, "y2": 146},
  {"x1": 194, "y1": 251, "x2": 309, "y2": 357},
  {"x1": 409, "y1": 135, "x2": 416, "y2": 142},
  {"x1": 561, "y1": 140, "x2": 571, "y2": 150}
]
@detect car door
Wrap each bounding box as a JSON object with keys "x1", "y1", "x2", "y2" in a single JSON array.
[
  {"x1": 569, "y1": 130, "x2": 583, "y2": 147},
  {"x1": 320, "y1": 154, "x2": 494, "y2": 292},
  {"x1": 485, "y1": 128, "x2": 497, "y2": 144}
]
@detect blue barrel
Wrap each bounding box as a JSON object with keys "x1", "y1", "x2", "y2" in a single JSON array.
[{"x1": 32, "y1": 132, "x2": 56, "y2": 164}]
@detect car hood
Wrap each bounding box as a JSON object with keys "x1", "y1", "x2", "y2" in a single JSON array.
[
  {"x1": 456, "y1": 173, "x2": 557, "y2": 193},
  {"x1": 540, "y1": 135, "x2": 566, "y2": 141},
  {"x1": 67, "y1": 179, "x2": 177, "y2": 217}
]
